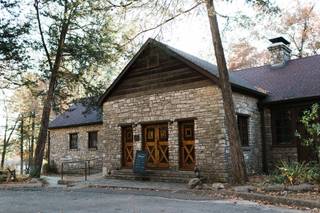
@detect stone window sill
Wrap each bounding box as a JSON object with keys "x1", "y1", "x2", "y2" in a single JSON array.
[
  {"x1": 69, "y1": 148, "x2": 80, "y2": 151},
  {"x1": 88, "y1": 148, "x2": 98, "y2": 151},
  {"x1": 241, "y1": 146, "x2": 251, "y2": 151},
  {"x1": 271, "y1": 144, "x2": 296, "y2": 148}
]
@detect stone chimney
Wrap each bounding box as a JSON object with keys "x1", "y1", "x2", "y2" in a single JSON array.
[{"x1": 268, "y1": 37, "x2": 291, "y2": 67}]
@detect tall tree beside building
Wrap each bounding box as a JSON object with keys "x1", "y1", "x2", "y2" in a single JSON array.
[
  {"x1": 205, "y1": 0, "x2": 278, "y2": 183},
  {"x1": 30, "y1": 0, "x2": 139, "y2": 177},
  {"x1": 205, "y1": 0, "x2": 247, "y2": 183}
]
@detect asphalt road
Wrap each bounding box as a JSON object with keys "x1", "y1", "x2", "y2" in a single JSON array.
[{"x1": 0, "y1": 188, "x2": 305, "y2": 213}]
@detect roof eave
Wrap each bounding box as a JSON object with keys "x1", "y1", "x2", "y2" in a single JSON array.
[
  {"x1": 48, "y1": 121, "x2": 103, "y2": 130},
  {"x1": 261, "y1": 95, "x2": 320, "y2": 106},
  {"x1": 231, "y1": 83, "x2": 267, "y2": 98}
]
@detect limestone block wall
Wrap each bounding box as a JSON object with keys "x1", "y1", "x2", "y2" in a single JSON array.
[
  {"x1": 102, "y1": 85, "x2": 262, "y2": 181},
  {"x1": 103, "y1": 85, "x2": 230, "y2": 181},
  {"x1": 49, "y1": 124, "x2": 103, "y2": 171},
  {"x1": 233, "y1": 93, "x2": 263, "y2": 174}
]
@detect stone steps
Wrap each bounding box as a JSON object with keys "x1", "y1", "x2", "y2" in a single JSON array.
[{"x1": 110, "y1": 169, "x2": 195, "y2": 183}]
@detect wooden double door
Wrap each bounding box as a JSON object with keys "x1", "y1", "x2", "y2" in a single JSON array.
[{"x1": 143, "y1": 124, "x2": 169, "y2": 169}]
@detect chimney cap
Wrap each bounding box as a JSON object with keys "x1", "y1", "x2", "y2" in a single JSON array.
[{"x1": 269, "y1": 37, "x2": 290, "y2": 45}]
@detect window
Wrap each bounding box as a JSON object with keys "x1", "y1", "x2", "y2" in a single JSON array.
[
  {"x1": 159, "y1": 127, "x2": 168, "y2": 141},
  {"x1": 272, "y1": 109, "x2": 293, "y2": 145},
  {"x1": 69, "y1": 133, "x2": 78, "y2": 150},
  {"x1": 146, "y1": 128, "x2": 155, "y2": 142},
  {"x1": 237, "y1": 115, "x2": 249, "y2": 146},
  {"x1": 88, "y1": 131, "x2": 98, "y2": 149}
]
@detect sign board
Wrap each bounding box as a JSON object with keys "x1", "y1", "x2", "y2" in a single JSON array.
[{"x1": 133, "y1": 150, "x2": 148, "y2": 174}]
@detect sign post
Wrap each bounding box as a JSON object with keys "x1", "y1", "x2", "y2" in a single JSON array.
[{"x1": 133, "y1": 150, "x2": 148, "y2": 175}]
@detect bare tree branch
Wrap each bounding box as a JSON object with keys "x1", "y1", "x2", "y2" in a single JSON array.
[{"x1": 123, "y1": 2, "x2": 202, "y2": 45}]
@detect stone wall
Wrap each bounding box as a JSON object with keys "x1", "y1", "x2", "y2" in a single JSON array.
[
  {"x1": 102, "y1": 85, "x2": 262, "y2": 181},
  {"x1": 49, "y1": 124, "x2": 103, "y2": 171},
  {"x1": 234, "y1": 93, "x2": 263, "y2": 174}
]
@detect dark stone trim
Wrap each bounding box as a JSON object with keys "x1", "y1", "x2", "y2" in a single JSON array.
[
  {"x1": 236, "y1": 113, "x2": 250, "y2": 118},
  {"x1": 118, "y1": 123, "x2": 134, "y2": 127},
  {"x1": 138, "y1": 120, "x2": 171, "y2": 125},
  {"x1": 271, "y1": 144, "x2": 297, "y2": 148},
  {"x1": 174, "y1": 117, "x2": 198, "y2": 122}
]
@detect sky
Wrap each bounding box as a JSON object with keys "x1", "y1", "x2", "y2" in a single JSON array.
[
  {"x1": 0, "y1": 0, "x2": 319, "y2": 134},
  {"x1": 149, "y1": 0, "x2": 319, "y2": 62}
]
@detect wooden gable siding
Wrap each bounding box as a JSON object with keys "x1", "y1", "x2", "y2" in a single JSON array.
[{"x1": 108, "y1": 46, "x2": 212, "y2": 101}]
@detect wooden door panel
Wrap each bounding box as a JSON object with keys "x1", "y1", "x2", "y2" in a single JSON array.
[
  {"x1": 122, "y1": 126, "x2": 133, "y2": 168},
  {"x1": 145, "y1": 143, "x2": 157, "y2": 167},
  {"x1": 179, "y1": 121, "x2": 195, "y2": 170},
  {"x1": 158, "y1": 125, "x2": 169, "y2": 168},
  {"x1": 143, "y1": 124, "x2": 169, "y2": 169},
  {"x1": 144, "y1": 126, "x2": 157, "y2": 168},
  {"x1": 158, "y1": 141, "x2": 169, "y2": 167}
]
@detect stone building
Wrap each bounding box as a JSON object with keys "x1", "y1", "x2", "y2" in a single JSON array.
[
  {"x1": 48, "y1": 102, "x2": 103, "y2": 169},
  {"x1": 49, "y1": 37, "x2": 320, "y2": 182}
]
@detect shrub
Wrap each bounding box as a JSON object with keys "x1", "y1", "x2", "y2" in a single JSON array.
[
  {"x1": 42, "y1": 162, "x2": 58, "y2": 175},
  {"x1": 296, "y1": 103, "x2": 320, "y2": 160},
  {"x1": 271, "y1": 161, "x2": 320, "y2": 185},
  {"x1": 267, "y1": 172, "x2": 286, "y2": 184}
]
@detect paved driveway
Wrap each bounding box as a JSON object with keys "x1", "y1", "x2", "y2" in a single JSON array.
[{"x1": 0, "y1": 188, "x2": 305, "y2": 213}]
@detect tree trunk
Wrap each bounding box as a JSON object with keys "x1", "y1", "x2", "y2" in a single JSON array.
[
  {"x1": 205, "y1": 0, "x2": 247, "y2": 184},
  {"x1": 1, "y1": 117, "x2": 8, "y2": 169},
  {"x1": 1, "y1": 145, "x2": 6, "y2": 169},
  {"x1": 30, "y1": 111, "x2": 35, "y2": 168},
  {"x1": 31, "y1": 15, "x2": 71, "y2": 177},
  {"x1": 20, "y1": 117, "x2": 24, "y2": 175},
  {"x1": 1, "y1": 115, "x2": 19, "y2": 169}
]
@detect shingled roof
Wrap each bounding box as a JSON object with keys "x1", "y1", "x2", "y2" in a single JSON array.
[
  {"x1": 50, "y1": 39, "x2": 320, "y2": 128},
  {"x1": 161, "y1": 42, "x2": 267, "y2": 96},
  {"x1": 233, "y1": 55, "x2": 320, "y2": 103},
  {"x1": 48, "y1": 101, "x2": 102, "y2": 129}
]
